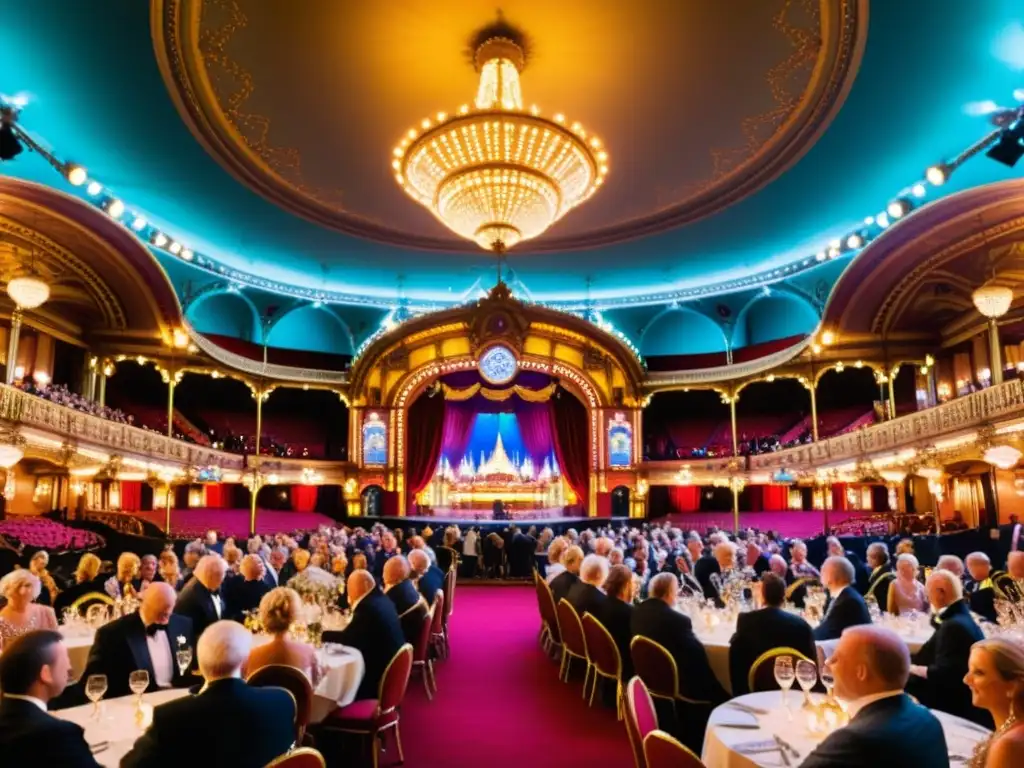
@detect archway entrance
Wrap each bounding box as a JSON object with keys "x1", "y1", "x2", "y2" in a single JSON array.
[
  {"x1": 361, "y1": 484, "x2": 384, "y2": 517},
  {"x1": 611, "y1": 485, "x2": 630, "y2": 517}
]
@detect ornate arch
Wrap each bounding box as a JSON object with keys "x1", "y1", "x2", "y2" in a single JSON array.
[{"x1": 185, "y1": 283, "x2": 263, "y2": 342}]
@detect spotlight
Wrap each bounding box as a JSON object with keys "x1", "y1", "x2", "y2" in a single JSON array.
[
  {"x1": 846, "y1": 233, "x2": 863, "y2": 249},
  {"x1": 152, "y1": 232, "x2": 168, "y2": 248},
  {"x1": 168, "y1": 241, "x2": 182, "y2": 255},
  {"x1": 0, "y1": 108, "x2": 23, "y2": 161},
  {"x1": 105, "y1": 198, "x2": 124, "y2": 218},
  {"x1": 64, "y1": 163, "x2": 87, "y2": 186},
  {"x1": 815, "y1": 251, "x2": 827, "y2": 262},
  {"x1": 925, "y1": 163, "x2": 950, "y2": 186},
  {"x1": 986, "y1": 122, "x2": 1024, "y2": 167},
  {"x1": 911, "y1": 183, "x2": 927, "y2": 198},
  {"x1": 181, "y1": 249, "x2": 194, "y2": 261},
  {"x1": 131, "y1": 215, "x2": 147, "y2": 231},
  {"x1": 876, "y1": 212, "x2": 890, "y2": 228},
  {"x1": 86, "y1": 181, "x2": 103, "y2": 196},
  {"x1": 887, "y1": 199, "x2": 910, "y2": 219}
]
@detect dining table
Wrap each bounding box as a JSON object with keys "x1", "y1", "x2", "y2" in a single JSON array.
[{"x1": 701, "y1": 690, "x2": 988, "y2": 767}]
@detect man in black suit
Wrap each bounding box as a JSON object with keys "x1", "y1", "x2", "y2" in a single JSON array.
[
  {"x1": 802, "y1": 625, "x2": 948, "y2": 767},
  {"x1": 566, "y1": 554, "x2": 609, "y2": 621},
  {"x1": 730, "y1": 573, "x2": 816, "y2": 695},
  {"x1": 693, "y1": 547, "x2": 722, "y2": 605},
  {"x1": 0, "y1": 630, "x2": 100, "y2": 767},
  {"x1": 826, "y1": 536, "x2": 869, "y2": 595},
  {"x1": 631, "y1": 572, "x2": 728, "y2": 751},
  {"x1": 549, "y1": 545, "x2": 584, "y2": 606},
  {"x1": 372, "y1": 532, "x2": 400, "y2": 582},
  {"x1": 122, "y1": 620, "x2": 295, "y2": 767},
  {"x1": 261, "y1": 546, "x2": 287, "y2": 589},
  {"x1": 383, "y1": 555, "x2": 428, "y2": 645},
  {"x1": 745, "y1": 541, "x2": 771, "y2": 578},
  {"x1": 174, "y1": 554, "x2": 228, "y2": 640},
  {"x1": 814, "y1": 556, "x2": 872, "y2": 641},
  {"x1": 865, "y1": 542, "x2": 895, "y2": 607},
  {"x1": 964, "y1": 551, "x2": 1006, "y2": 624},
  {"x1": 907, "y1": 569, "x2": 989, "y2": 725},
  {"x1": 83, "y1": 583, "x2": 195, "y2": 699},
  {"x1": 224, "y1": 554, "x2": 271, "y2": 622},
  {"x1": 409, "y1": 549, "x2": 444, "y2": 606},
  {"x1": 592, "y1": 564, "x2": 636, "y2": 682},
  {"x1": 508, "y1": 525, "x2": 538, "y2": 578},
  {"x1": 325, "y1": 570, "x2": 406, "y2": 701}
]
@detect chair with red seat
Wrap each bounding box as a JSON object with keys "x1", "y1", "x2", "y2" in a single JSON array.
[
  {"x1": 412, "y1": 597, "x2": 439, "y2": 699},
  {"x1": 246, "y1": 664, "x2": 313, "y2": 745},
  {"x1": 429, "y1": 591, "x2": 445, "y2": 659},
  {"x1": 555, "y1": 599, "x2": 590, "y2": 693},
  {"x1": 438, "y1": 569, "x2": 455, "y2": 658},
  {"x1": 534, "y1": 572, "x2": 562, "y2": 658},
  {"x1": 624, "y1": 676, "x2": 659, "y2": 768},
  {"x1": 263, "y1": 747, "x2": 327, "y2": 768},
  {"x1": 322, "y1": 644, "x2": 414, "y2": 768},
  {"x1": 642, "y1": 730, "x2": 706, "y2": 768},
  {"x1": 582, "y1": 612, "x2": 623, "y2": 717}
]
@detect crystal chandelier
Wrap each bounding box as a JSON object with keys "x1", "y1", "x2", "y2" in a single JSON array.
[
  {"x1": 984, "y1": 445, "x2": 1022, "y2": 470},
  {"x1": 393, "y1": 31, "x2": 608, "y2": 253},
  {"x1": 972, "y1": 283, "x2": 1014, "y2": 318}
]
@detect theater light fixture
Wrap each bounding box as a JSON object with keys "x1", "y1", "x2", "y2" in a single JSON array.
[
  {"x1": 64, "y1": 163, "x2": 87, "y2": 186},
  {"x1": 7, "y1": 275, "x2": 50, "y2": 309},
  {"x1": 0, "y1": 444, "x2": 24, "y2": 469},
  {"x1": 984, "y1": 445, "x2": 1022, "y2": 470},
  {"x1": 972, "y1": 283, "x2": 1013, "y2": 318}
]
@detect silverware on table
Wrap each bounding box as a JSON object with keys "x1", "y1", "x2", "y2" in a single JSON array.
[
  {"x1": 775, "y1": 733, "x2": 801, "y2": 758},
  {"x1": 89, "y1": 741, "x2": 109, "y2": 755},
  {"x1": 716, "y1": 723, "x2": 761, "y2": 729},
  {"x1": 726, "y1": 701, "x2": 770, "y2": 715}
]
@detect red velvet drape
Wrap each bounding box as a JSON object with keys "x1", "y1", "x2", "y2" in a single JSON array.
[
  {"x1": 550, "y1": 392, "x2": 589, "y2": 509},
  {"x1": 291, "y1": 485, "x2": 317, "y2": 512},
  {"x1": 119, "y1": 481, "x2": 142, "y2": 512},
  {"x1": 406, "y1": 392, "x2": 446, "y2": 513},
  {"x1": 764, "y1": 485, "x2": 789, "y2": 510},
  {"x1": 667, "y1": 485, "x2": 700, "y2": 512},
  {"x1": 204, "y1": 484, "x2": 227, "y2": 509},
  {"x1": 832, "y1": 483, "x2": 848, "y2": 511}
]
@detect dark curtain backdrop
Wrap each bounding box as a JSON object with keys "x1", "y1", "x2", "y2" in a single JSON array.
[
  {"x1": 291, "y1": 485, "x2": 317, "y2": 512},
  {"x1": 550, "y1": 390, "x2": 589, "y2": 509},
  {"x1": 407, "y1": 391, "x2": 446, "y2": 512}
]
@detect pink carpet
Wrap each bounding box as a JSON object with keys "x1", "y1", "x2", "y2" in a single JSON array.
[
  {"x1": 132, "y1": 509, "x2": 337, "y2": 538},
  {"x1": 396, "y1": 585, "x2": 634, "y2": 768},
  {"x1": 665, "y1": 509, "x2": 861, "y2": 538}
]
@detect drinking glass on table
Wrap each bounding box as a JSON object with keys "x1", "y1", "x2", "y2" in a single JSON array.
[
  {"x1": 820, "y1": 661, "x2": 836, "y2": 700},
  {"x1": 129, "y1": 670, "x2": 150, "y2": 703},
  {"x1": 175, "y1": 645, "x2": 193, "y2": 677},
  {"x1": 774, "y1": 656, "x2": 795, "y2": 711},
  {"x1": 796, "y1": 659, "x2": 817, "y2": 708},
  {"x1": 85, "y1": 674, "x2": 108, "y2": 720}
]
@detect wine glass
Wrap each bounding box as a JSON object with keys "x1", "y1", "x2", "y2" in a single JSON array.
[
  {"x1": 85, "y1": 674, "x2": 108, "y2": 720},
  {"x1": 820, "y1": 661, "x2": 836, "y2": 700},
  {"x1": 774, "y1": 656, "x2": 795, "y2": 713},
  {"x1": 129, "y1": 670, "x2": 149, "y2": 705},
  {"x1": 796, "y1": 659, "x2": 817, "y2": 708},
  {"x1": 175, "y1": 646, "x2": 193, "y2": 677}
]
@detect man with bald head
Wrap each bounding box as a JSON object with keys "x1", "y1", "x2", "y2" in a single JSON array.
[
  {"x1": 383, "y1": 555, "x2": 428, "y2": 645},
  {"x1": 324, "y1": 570, "x2": 405, "y2": 700},
  {"x1": 175, "y1": 554, "x2": 228, "y2": 640},
  {"x1": 83, "y1": 581, "x2": 195, "y2": 698},
  {"x1": 409, "y1": 548, "x2": 444, "y2": 605},
  {"x1": 813, "y1": 556, "x2": 871, "y2": 641},
  {"x1": 801, "y1": 626, "x2": 948, "y2": 767},
  {"x1": 1005, "y1": 551, "x2": 1024, "y2": 602}
]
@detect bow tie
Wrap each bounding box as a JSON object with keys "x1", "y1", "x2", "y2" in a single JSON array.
[
  {"x1": 209, "y1": 589, "x2": 221, "y2": 598},
  {"x1": 145, "y1": 623, "x2": 167, "y2": 637}
]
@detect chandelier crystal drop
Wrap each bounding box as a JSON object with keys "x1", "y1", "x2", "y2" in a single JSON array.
[
  {"x1": 972, "y1": 283, "x2": 1014, "y2": 318},
  {"x1": 6, "y1": 275, "x2": 50, "y2": 309},
  {"x1": 394, "y1": 35, "x2": 607, "y2": 252}
]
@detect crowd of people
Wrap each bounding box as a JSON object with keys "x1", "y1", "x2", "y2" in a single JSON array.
[{"x1": 17, "y1": 381, "x2": 135, "y2": 426}]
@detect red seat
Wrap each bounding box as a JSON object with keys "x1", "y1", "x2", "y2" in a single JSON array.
[
  {"x1": 555, "y1": 599, "x2": 590, "y2": 693},
  {"x1": 322, "y1": 644, "x2": 413, "y2": 768},
  {"x1": 412, "y1": 595, "x2": 439, "y2": 699},
  {"x1": 429, "y1": 591, "x2": 445, "y2": 659},
  {"x1": 582, "y1": 612, "x2": 623, "y2": 718},
  {"x1": 534, "y1": 572, "x2": 562, "y2": 658},
  {"x1": 246, "y1": 664, "x2": 313, "y2": 744},
  {"x1": 624, "y1": 676, "x2": 659, "y2": 768},
  {"x1": 643, "y1": 730, "x2": 705, "y2": 768},
  {"x1": 438, "y1": 569, "x2": 455, "y2": 659},
  {"x1": 264, "y1": 747, "x2": 327, "y2": 768}
]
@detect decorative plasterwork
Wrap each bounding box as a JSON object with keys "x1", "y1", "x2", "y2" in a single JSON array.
[{"x1": 644, "y1": 335, "x2": 812, "y2": 390}]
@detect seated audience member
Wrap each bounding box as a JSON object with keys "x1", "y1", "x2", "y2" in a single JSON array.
[
  {"x1": 408, "y1": 549, "x2": 444, "y2": 606},
  {"x1": 53, "y1": 553, "x2": 104, "y2": 616},
  {"x1": 246, "y1": 587, "x2": 320, "y2": 685},
  {"x1": 888, "y1": 553, "x2": 928, "y2": 615},
  {"x1": 262, "y1": 546, "x2": 287, "y2": 588},
  {"x1": 157, "y1": 551, "x2": 184, "y2": 592},
  {"x1": 324, "y1": 570, "x2": 405, "y2": 701},
  {"x1": 0, "y1": 630, "x2": 100, "y2": 767},
  {"x1": 105, "y1": 552, "x2": 141, "y2": 599},
  {"x1": 788, "y1": 539, "x2": 821, "y2": 580},
  {"x1": 729, "y1": 573, "x2": 816, "y2": 695},
  {"x1": 82, "y1": 582, "x2": 195, "y2": 699},
  {"x1": 813, "y1": 557, "x2": 871, "y2": 641},
  {"x1": 122, "y1": 621, "x2": 295, "y2": 768},
  {"x1": 136, "y1": 554, "x2": 159, "y2": 594},
  {"x1": 594, "y1": 564, "x2": 636, "y2": 682},
  {"x1": 224, "y1": 555, "x2": 270, "y2": 621},
  {"x1": 865, "y1": 541, "x2": 895, "y2": 607},
  {"x1": 549, "y1": 545, "x2": 584, "y2": 606},
  {"x1": 908, "y1": 569, "x2": 988, "y2": 724},
  {"x1": 826, "y1": 535, "x2": 869, "y2": 594},
  {"x1": 567, "y1": 554, "x2": 609, "y2": 620},
  {"x1": 372, "y1": 532, "x2": 400, "y2": 582},
  {"x1": 801, "y1": 626, "x2": 948, "y2": 767},
  {"x1": 204, "y1": 529, "x2": 224, "y2": 556},
  {"x1": 964, "y1": 637, "x2": 1024, "y2": 767},
  {"x1": 174, "y1": 554, "x2": 228, "y2": 640},
  {"x1": 1004, "y1": 552, "x2": 1024, "y2": 602},
  {"x1": 544, "y1": 537, "x2": 569, "y2": 583},
  {"x1": 0, "y1": 570, "x2": 58, "y2": 644},
  {"x1": 29, "y1": 551, "x2": 59, "y2": 607},
  {"x1": 746, "y1": 541, "x2": 770, "y2": 577},
  {"x1": 936, "y1": 554, "x2": 966, "y2": 581},
  {"x1": 693, "y1": 542, "x2": 721, "y2": 604},
  {"x1": 383, "y1": 555, "x2": 428, "y2": 645},
  {"x1": 965, "y1": 552, "x2": 1006, "y2": 623}
]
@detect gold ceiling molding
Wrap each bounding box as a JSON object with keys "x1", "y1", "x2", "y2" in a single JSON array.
[
  {"x1": 152, "y1": 0, "x2": 867, "y2": 253},
  {"x1": 440, "y1": 381, "x2": 557, "y2": 403}
]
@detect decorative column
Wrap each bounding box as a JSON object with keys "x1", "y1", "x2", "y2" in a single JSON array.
[
  {"x1": 166, "y1": 370, "x2": 176, "y2": 439},
  {"x1": 888, "y1": 365, "x2": 899, "y2": 420},
  {"x1": 98, "y1": 360, "x2": 113, "y2": 406},
  {"x1": 5, "y1": 276, "x2": 50, "y2": 385},
  {"x1": 809, "y1": 381, "x2": 819, "y2": 442},
  {"x1": 973, "y1": 283, "x2": 1014, "y2": 387},
  {"x1": 728, "y1": 392, "x2": 739, "y2": 457}
]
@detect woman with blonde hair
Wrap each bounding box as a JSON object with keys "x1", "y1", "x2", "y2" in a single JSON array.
[
  {"x1": 245, "y1": 587, "x2": 321, "y2": 686},
  {"x1": 105, "y1": 552, "x2": 141, "y2": 599},
  {"x1": 158, "y1": 550, "x2": 184, "y2": 590},
  {"x1": 544, "y1": 537, "x2": 569, "y2": 583},
  {"x1": 29, "y1": 550, "x2": 59, "y2": 607},
  {"x1": 887, "y1": 553, "x2": 927, "y2": 615},
  {"x1": 964, "y1": 637, "x2": 1024, "y2": 766},
  {"x1": 0, "y1": 570, "x2": 58, "y2": 643},
  {"x1": 53, "y1": 553, "x2": 105, "y2": 617}
]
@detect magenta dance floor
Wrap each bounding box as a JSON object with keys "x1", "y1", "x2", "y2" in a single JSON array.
[{"x1": 665, "y1": 509, "x2": 862, "y2": 537}]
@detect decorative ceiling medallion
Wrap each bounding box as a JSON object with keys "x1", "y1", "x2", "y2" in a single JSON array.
[
  {"x1": 478, "y1": 344, "x2": 518, "y2": 385},
  {"x1": 153, "y1": 0, "x2": 866, "y2": 254}
]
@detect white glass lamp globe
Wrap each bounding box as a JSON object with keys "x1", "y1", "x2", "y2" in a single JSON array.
[{"x1": 6, "y1": 276, "x2": 50, "y2": 309}]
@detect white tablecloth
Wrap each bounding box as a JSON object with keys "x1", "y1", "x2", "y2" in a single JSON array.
[
  {"x1": 55, "y1": 688, "x2": 188, "y2": 767},
  {"x1": 701, "y1": 690, "x2": 987, "y2": 767},
  {"x1": 58, "y1": 626, "x2": 96, "y2": 680}
]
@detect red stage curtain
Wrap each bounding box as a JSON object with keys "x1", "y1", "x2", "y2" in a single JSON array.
[
  {"x1": 550, "y1": 391, "x2": 589, "y2": 510},
  {"x1": 291, "y1": 485, "x2": 317, "y2": 512},
  {"x1": 832, "y1": 483, "x2": 848, "y2": 511},
  {"x1": 596, "y1": 492, "x2": 613, "y2": 518},
  {"x1": 406, "y1": 391, "x2": 446, "y2": 513},
  {"x1": 667, "y1": 485, "x2": 700, "y2": 513},
  {"x1": 120, "y1": 481, "x2": 142, "y2": 512},
  {"x1": 763, "y1": 485, "x2": 789, "y2": 511},
  {"x1": 204, "y1": 484, "x2": 226, "y2": 509}
]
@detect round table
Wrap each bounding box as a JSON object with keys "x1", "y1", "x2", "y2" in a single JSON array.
[
  {"x1": 57, "y1": 625, "x2": 96, "y2": 680},
  {"x1": 701, "y1": 690, "x2": 988, "y2": 767}
]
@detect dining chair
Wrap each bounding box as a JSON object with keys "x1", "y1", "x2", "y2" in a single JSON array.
[
  {"x1": 581, "y1": 612, "x2": 623, "y2": 717},
  {"x1": 246, "y1": 664, "x2": 314, "y2": 745},
  {"x1": 439, "y1": 569, "x2": 456, "y2": 657},
  {"x1": 534, "y1": 572, "x2": 562, "y2": 658},
  {"x1": 624, "y1": 676, "x2": 659, "y2": 768},
  {"x1": 642, "y1": 729, "x2": 706, "y2": 768},
  {"x1": 412, "y1": 598, "x2": 438, "y2": 699},
  {"x1": 429, "y1": 591, "x2": 446, "y2": 660},
  {"x1": 322, "y1": 643, "x2": 414, "y2": 768},
  {"x1": 263, "y1": 746, "x2": 327, "y2": 768},
  {"x1": 555, "y1": 599, "x2": 589, "y2": 692},
  {"x1": 747, "y1": 646, "x2": 812, "y2": 693}
]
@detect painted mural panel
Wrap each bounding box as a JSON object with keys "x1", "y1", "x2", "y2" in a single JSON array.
[
  {"x1": 362, "y1": 412, "x2": 388, "y2": 466},
  {"x1": 607, "y1": 412, "x2": 633, "y2": 468}
]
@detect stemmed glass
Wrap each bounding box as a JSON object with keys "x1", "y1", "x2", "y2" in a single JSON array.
[
  {"x1": 175, "y1": 645, "x2": 193, "y2": 677},
  {"x1": 85, "y1": 674, "x2": 108, "y2": 720},
  {"x1": 129, "y1": 670, "x2": 149, "y2": 704},
  {"x1": 774, "y1": 656, "x2": 795, "y2": 717},
  {"x1": 820, "y1": 661, "x2": 836, "y2": 700},
  {"x1": 796, "y1": 659, "x2": 817, "y2": 709}
]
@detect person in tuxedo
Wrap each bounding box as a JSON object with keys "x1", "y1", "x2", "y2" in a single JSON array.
[
  {"x1": 122, "y1": 620, "x2": 295, "y2": 768},
  {"x1": 567, "y1": 554, "x2": 609, "y2": 621},
  {"x1": 203, "y1": 529, "x2": 224, "y2": 556},
  {"x1": 964, "y1": 551, "x2": 1007, "y2": 624},
  {"x1": 383, "y1": 555, "x2": 428, "y2": 645},
  {"x1": 826, "y1": 536, "x2": 869, "y2": 595},
  {"x1": 409, "y1": 549, "x2": 444, "y2": 606},
  {"x1": 261, "y1": 546, "x2": 287, "y2": 589},
  {"x1": 508, "y1": 525, "x2": 538, "y2": 578},
  {"x1": 729, "y1": 573, "x2": 816, "y2": 695},
  {"x1": 0, "y1": 630, "x2": 100, "y2": 767},
  {"x1": 907, "y1": 569, "x2": 989, "y2": 725},
  {"x1": 549, "y1": 545, "x2": 584, "y2": 607},
  {"x1": 801, "y1": 625, "x2": 948, "y2": 767},
  {"x1": 814, "y1": 556, "x2": 872, "y2": 641},
  {"x1": 174, "y1": 555, "x2": 228, "y2": 640},
  {"x1": 82, "y1": 583, "x2": 195, "y2": 699},
  {"x1": 224, "y1": 555, "x2": 271, "y2": 622},
  {"x1": 324, "y1": 570, "x2": 405, "y2": 701},
  {"x1": 693, "y1": 546, "x2": 721, "y2": 605},
  {"x1": 865, "y1": 542, "x2": 895, "y2": 608},
  {"x1": 1004, "y1": 552, "x2": 1024, "y2": 603},
  {"x1": 592, "y1": 564, "x2": 635, "y2": 682},
  {"x1": 372, "y1": 532, "x2": 400, "y2": 582}
]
